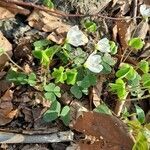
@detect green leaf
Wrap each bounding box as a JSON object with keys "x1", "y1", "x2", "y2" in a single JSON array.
[
  {"x1": 52, "y1": 66, "x2": 67, "y2": 83},
  {"x1": 43, "y1": 0, "x2": 54, "y2": 9},
  {"x1": 101, "y1": 61, "x2": 112, "y2": 74},
  {"x1": 44, "y1": 83, "x2": 61, "y2": 101},
  {"x1": 60, "y1": 106, "x2": 70, "y2": 126},
  {"x1": 44, "y1": 92, "x2": 56, "y2": 101},
  {"x1": 83, "y1": 20, "x2": 97, "y2": 33},
  {"x1": 116, "y1": 64, "x2": 130, "y2": 78},
  {"x1": 44, "y1": 83, "x2": 56, "y2": 92},
  {"x1": 70, "y1": 84, "x2": 82, "y2": 99},
  {"x1": 109, "y1": 41, "x2": 118, "y2": 54},
  {"x1": 135, "y1": 105, "x2": 145, "y2": 124},
  {"x1": 27, "y1": 73, "x2": 36, "y2": 86},
  {"x1": 126, "y1": 67, "x2": 137, "y2": 80},
  {"x1": 43, "y1": 101, "x2": 61, "y2": 122},
  {"x1": 6, "y1": 70, "x2": 28, "y2": 85},
  {"x1": 66, "y1": 68, "x2": 78, "y2": 85},
  {"x1": 62, "y1": 43, "x2": 72, "y2": 51},
  {"x1": 128, "y1": 38, "x2": 144, "y2": 50},
  {"x1": 80, "y1": 74, "x2": 97, "y2": 89},
  {"x1": 93, "y1": 103, "x2": 112, "y2": 115},
  {"x1": 110, "y1": 78, "x2": 128, "y2": 100},
  {"x1": 102, "y1": 53, "x2": 116, "y2": 66},
  {"x1": 132, "y1": 132, "x2": 149, "y2": 150},
  {"x1": 142, "y1": 73, "x2": 150, "y2": 88},
  {"x1": 33, "y1": 39, "x2": 51, "y2": 50},
  {"x1": 138, "y1": 60, "x2": 149, "y2": 73}
]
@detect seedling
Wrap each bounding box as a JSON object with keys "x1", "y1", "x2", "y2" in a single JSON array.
[
  {"x1": 44, "y1": 83, "x2": 61, "y2": 101},
  {"x1": 43, "y1": 101, "x2": 70, "y2": 126}
]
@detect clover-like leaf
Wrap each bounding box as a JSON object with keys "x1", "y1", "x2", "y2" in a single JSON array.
[
  {"x1": 135, "y1": 105, "x2": 145, "y2": 124},
  {"x1": 138, "y1": 60, "x2": 149, "y2": 73},
  {"x1": 27, "y1": 73, "x2": 37, "y2": 86},
  {"x1": 60, "y1": 106, "x2": 70, "y2": 126},
  {"x1": 102, "y1": 53, "x2": 116, "y2": 66},
  {"x1": 66, "y1": 68, "x2": 78, "y2": 85},
  {"x1": 44, "y1": 83, "x2": 61, "y2": 101},
  {"x1": 109, "y1": 41, "x2": 118, "y2": 54},
  {"x1": 83, "y1": 20, "x2": 97, "y2": 33},
  {"x1": 128, "y1": 38, "x2": 144, "y2": 50},
  {"x1": 43, "y1": 101, "x2": 61, "y2": 122},
  {"x1": 142, "y1": 73, "x2": 150, "y2": 88},
  {"x1": 70, "y1": 84, "x2": 82, "y2": 99},
  {"x1": 110, "y1": 78, "x2": 128, "y2": 100},
  {"x1": 52, "y1": 66, "x2": 67, "y2": 83}
]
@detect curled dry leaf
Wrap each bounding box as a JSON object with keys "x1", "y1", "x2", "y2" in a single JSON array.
[
  {"x1": 0, "y1": 90, "x2": 18, "y2": 125},
  {"x1": 28, "y1": 10, "x2": 71, "y2": 44},
  {"x1": 73, "y1": 112, "x2": 134, "y2": 150},
  {"x1": 0, "y1": 31, "x2": 12, "y2": 70}
]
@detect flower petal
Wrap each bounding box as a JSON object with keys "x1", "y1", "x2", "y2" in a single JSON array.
[
  {"x1": 140, "y1": 4, "x2": 150, "y2": 18},
  {"x1": 84, "y1": 52, "x2": 103, "y2": 73},
  {"x1": 96, "y1": 38, "x2": 110, "y2": 53},
  {"x1": 67, "y1": 25, "x2": 88, "y2": 47}
]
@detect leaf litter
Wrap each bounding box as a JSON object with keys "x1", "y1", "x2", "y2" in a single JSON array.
[{"x1": 0, "y1": 0, "x2": 149, "y2": 149}]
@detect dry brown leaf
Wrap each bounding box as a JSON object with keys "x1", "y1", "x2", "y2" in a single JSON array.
[
  {"x1": 0, "y1": 7, "x2": 15, "y2": 19},
  {"x1": 133, "y1": 21, "x2": 149, "y2": 39},
  {"x1": 89, "y1": 76, "x2": 106, "y2": 107},
  {"x1": 27, "y1": 10, "x2": 71, "y2": 44},
  {"x1": 0, "y1": 90, "x2": 18, "y2": 125},
  {"x1": 0, "y1": 31, "x2": 12, "y2": 70},
  {"x1": 73, "y1": 112, "x2": 134, "y2": 150},
  {"x1": 115, "y1": 20, "x2": 132, "y2": 53},
  {"x1": 47, "y1": 32, "x2": 64, "y2": 44},
  {"x1": 28, "y1": 10, "x2": 71, "y2": 33}
]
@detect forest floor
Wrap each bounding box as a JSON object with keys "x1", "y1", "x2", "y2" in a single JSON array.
[{"x1": 0, "y1": 0, "x2": 150, "y2": 150}]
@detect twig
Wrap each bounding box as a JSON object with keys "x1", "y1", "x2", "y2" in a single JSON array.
[
  {"x1": 5, "y1": 52, "x2": 25, "y2": 72},
  {"x1": 3, "y1": 0, "x2": 141, "y2": 20},
  {"x1": 125, "y1": 94, "x2": 150, "y2": 101},
  {"x1": 114, "y1": 100, "x2": 125, "y2": 117},
  {"x1": 0, "y1": 131, "x2": 74, "y2": 143}
]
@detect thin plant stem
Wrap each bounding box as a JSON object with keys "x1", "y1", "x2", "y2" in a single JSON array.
[
  {"x1": 5, "y1": 52, "x2": 25, "y2": 72},
  {"x1": 125, "y1": 94, "x2": 150, "y2": 101}
]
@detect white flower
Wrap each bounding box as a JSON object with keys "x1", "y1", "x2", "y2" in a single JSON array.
[
  {"x1": 84, "y1": 52, "x2": 103, "y2": 73},
  {"x1": 140, "y1": 4, "x2": 150, "y2": 18},
  {"x1": 67, "y1": 25, "x2": 88, "y2": 47},
  {"x1": 96, "y1": 38, "x2": 110, "y2": 53}
]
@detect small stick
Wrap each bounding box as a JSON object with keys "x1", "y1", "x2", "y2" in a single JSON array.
[
  {"x1": 3, "y1": 0, "x2": 141, "y2": 20},
  {"x1": 0, "y1": 131, "x2": 74, "y2": 143},
  {"x1": 114, "y1": 100, "x2": 125, "y2": 117}
]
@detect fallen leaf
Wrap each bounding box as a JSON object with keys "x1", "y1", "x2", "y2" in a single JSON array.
[
  {"x1": 28, "y1": 10, "x2": 71, "y2": 33},
  {"x1": 0, "y1": 31, "x2": 12, "y2": 70},
  {"x1": 133, "y1": 21, "x2": 149, "y2": 39},
  {"x1": 0, "y1": 7, "x2": 15, "y2": 19},
  {"x1": 73, "y1": 112, "x2": 134, "y2": 150},
  {"x1": 47, "y1": 32, "x2": 64, "y2": 44},
  {"x1": 0, "y1": 90, "x2": 18, "y2": 125},
  {"x1": 89, "y1": 76, "x2": 106, "y2": 107}
]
